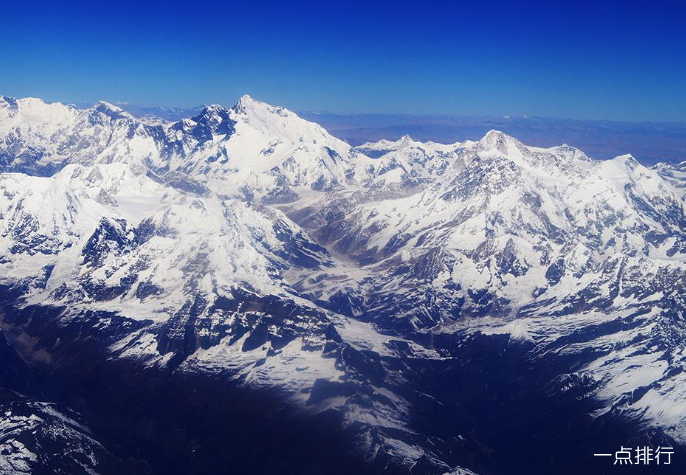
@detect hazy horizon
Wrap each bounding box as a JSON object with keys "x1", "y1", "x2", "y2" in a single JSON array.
[
  {"x1": 45, "y1": 96, "x2": 686, "y2": 165},
  {"x1": 2, "y1": 1, "x2": 685, "y2": 122}
]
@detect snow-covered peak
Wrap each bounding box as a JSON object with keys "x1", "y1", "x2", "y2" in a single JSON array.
[
  {"x1": 195, "y1": 103, "x2": 231, "y2": 120},
  {"x1": 593, "y1": 152, "x2": 677, "y2": 205},
  {"x1": 232, "y1": 94, "x2": 312, "y2": 125},
  {"x1": 0, "y1": 96, "x2": 78, "y2": 127},
  {"x1": 654, "y1": 160, "x2": 686, "y2": 175},
  {"x1": 235, "y1": 94, "x2": 257, "y2": 108},
  {"x1": 0, "y1": 95, "x2": 17, "y2": 109},
  {"x1": 476, "y1": 129, "x2": 526, "y2": 156},
  {"x1": 357, "y1": 135, "x2": 420, "y2": 154},
  {"x1": 93, "y1": 100, "x2": 129, "y2": 115},
  {"x1": 232, "y1": 94, "x2": 289, "y2": 119},
  {"x1": 182, "y1": 104, "x2": 235, "y2": 136},
  {"x1": 598, "y1": 153, "x2": 647, "y2": 177},
  {"x1": 542, "y1": 143, "x2": 593, "y2": 163},
  {"x1": 157, "y1": 95, "x2": 372, "y2": 193},
  {"x1": 0, "y1": 96, "x2": 159, "y2": 173},
  {"x1": 89, "y1": 101, "x2": 137, "y2": 124},
  {"x1": 203, "y1": 103, "x2": 226, "y2": 112},
  {"x1": 611, "y1": 153, "x2": 639, "y2": 166},
  {"x1": 653, "y1": 161, "x2": 686, "y2": 199}
]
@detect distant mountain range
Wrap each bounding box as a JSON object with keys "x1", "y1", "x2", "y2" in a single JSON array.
[
  {"x1": 300, "y1": 111, "x2": 686, "y2": 165},
  {"x1": 81, "y1": 102, "x2": 686, "y2": 165},
  {"x1": 0, "y1": 94, "x2": 685, "y2": 475}
]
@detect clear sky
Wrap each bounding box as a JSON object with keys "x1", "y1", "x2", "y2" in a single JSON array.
[{"x1": 1, "y1": 0, "x2": 684, "y2": 122}]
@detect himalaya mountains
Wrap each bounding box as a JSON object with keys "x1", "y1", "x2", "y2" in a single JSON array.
[{"x1": 0, "y1": 94, "x2": 685, "y2": 474}]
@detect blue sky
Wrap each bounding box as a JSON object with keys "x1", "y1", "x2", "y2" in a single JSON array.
[{"x1": 1, "y1": 0, "x2": 685, "y2": 122}]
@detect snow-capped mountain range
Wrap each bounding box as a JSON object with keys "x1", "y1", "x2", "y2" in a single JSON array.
[{"x1": 0, "y1": 94, "x2": 685, "y2": 475}]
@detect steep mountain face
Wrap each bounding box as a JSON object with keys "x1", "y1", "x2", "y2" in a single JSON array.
[
  {"x1": 0, "y1": 327, "x2": 151, "y2": 475},
  {"x1": 0, "y1": 95, "x2": 372, "y2": 197},
  {"x1": 0, "y1": 96, "x2": 159, "y2": 176},
  {"x1": 295, "y1": 133, "x2": 686, "y2": 325},
  {"x1": 655, "y1": 160, "x2": 686, "y2": 200},
  {"x1": 0, "y1": 94, "x2": 685, "y2": 475},
  {"x1": 0, "y1": 390, "x2": 151, "y2": 475}
]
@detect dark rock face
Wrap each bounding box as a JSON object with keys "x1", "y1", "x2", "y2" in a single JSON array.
[
  {"x1": 82, "y1": 218, "x2": 131, "y2": 266},
  {"x1": 0, "y1": 334, "x2": 368, "y2": 475},
  {"x1": 0, "y1": 300, "x2": 388, "y2": 475},
  {"x1": 0, "y1": 390, "x2": 152, "y2": 475},
  {"x1": 1, "y1": 300, "x2": 684, "y2": 475}
]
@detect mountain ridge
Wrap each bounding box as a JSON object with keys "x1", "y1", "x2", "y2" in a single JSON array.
[{"x1": 1, "y1": 93, "x2": 685, "y2": 475}]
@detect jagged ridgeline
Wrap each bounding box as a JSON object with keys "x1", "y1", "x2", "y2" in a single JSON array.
[{"x1": 0, "y1": 95, "x2": 685, "y2": 475}]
